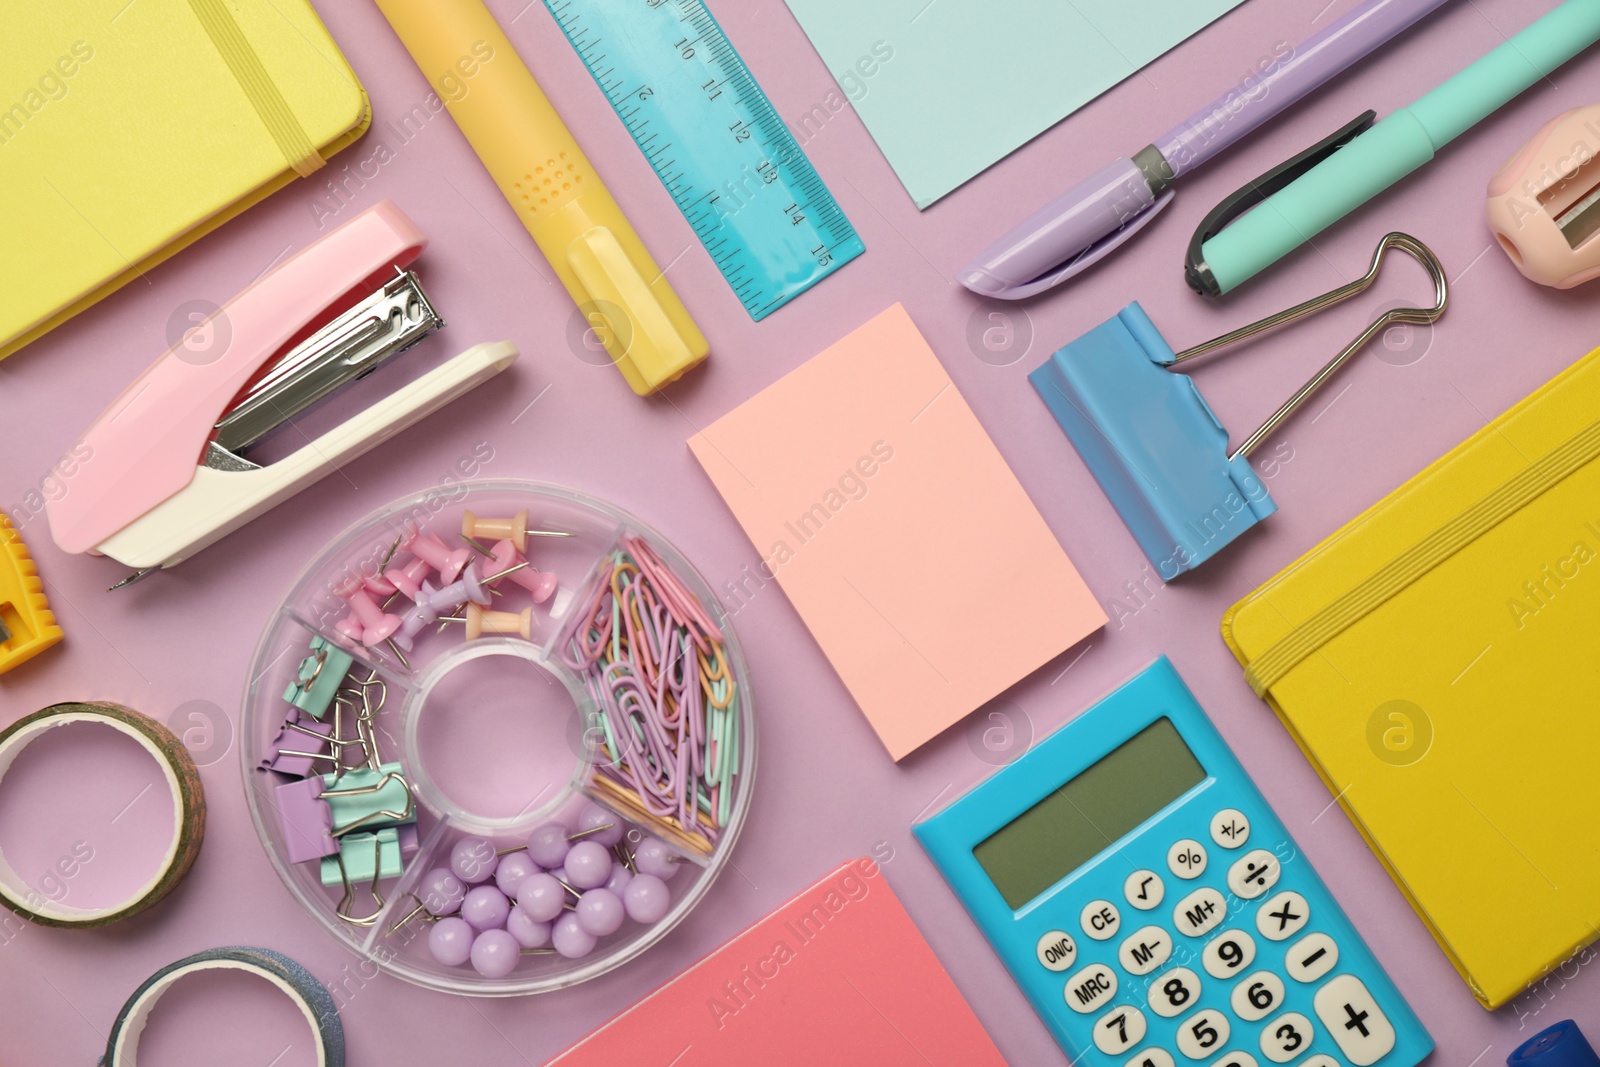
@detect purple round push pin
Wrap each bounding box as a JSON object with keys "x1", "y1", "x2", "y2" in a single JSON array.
[
  {"x1": 526, "y1": 822, "x2": 572, "y2": 868},
  {"x1": 623, "y1": 874, "x2": 670, "y2": 924},
  {"x1": 495, "y1": 851, "x2": 538, "y2": 896},
  {"x1": 428, "y1": 916, "x2": 475, "y2": 966},
  {"x1": 575, "y1": 802, "x2": 624, "y2": 847},
  {"x1": 507, "y1": 908, "x2": 552, "y2": 949},
  {"x1": 515, "y1": 872, "x2": 566, "y2": 922},
  {"x1": 336, "y1": 576, "x2": 401, "y2": 646},
  {"x1": 419, "y1": 867, "x2": 467, "y2": 915},
  {"x1": 470, "y1": 928, "x2": 521, "y2": 977},
  {"x1": 604, "y1": 865, "x2": 633, "y2": 897},
  {"x1": 462, "y1": 885, "x2": 512, "y2": 931},
  {"x1": 403, "y1": 525, "x2": 471, "y2": 584},
  {"x1": 450, "y1": 836, "x2": 499, "y2": 884},
  {"x1": 564, "y1": 841, "x2": 612, "y2": 890},
  {"x1": 633, "y1": 837, "x2": 680, "y2": 882},
  {"x1": 552, "y1": 912, "x2": 597, "y2": 959},
  {"x1": 576, "y1": 888, "x2": 625, "y2": 936}
]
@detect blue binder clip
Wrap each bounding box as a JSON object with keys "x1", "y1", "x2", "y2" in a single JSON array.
[{"x1": 1030, "y1": 233, "x2": 1446, "y2": 579}]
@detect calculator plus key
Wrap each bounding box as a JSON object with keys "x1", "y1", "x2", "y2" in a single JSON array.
[
  {"x1": 1260, "y1": 1012, "x2": 1315, "y2": 1063},
  {"x1": 1203, "y1": 930, "x2": 1256, "y2": 978},
  {"x1": 1094, "y1": 1006, "x2": 1148, "y2": 1055},
  {"x1": 1256, "y1": 891, "x2": 1309, "y2": 941},
  {"x1": 1148, "y1": 968, "x2": 1202, "y2": 1018},
  {"x1": 1226, "y1": 849, "x2": 1280, "y2": 899},
  {"x1": 1285, "y1": 933, "x2": 1339, "y2": 983},
  {"x1": 1125, "y1": 869, "x2": 1165, "y2": 910},
  {"x1": 1168, "y1": 839, "x2": 1209, "y2": 879},
  {"x1": 1065, "y1": 962, "x2": 1118, "y2": 1013},
  {"x1": 1210, "y1": 809, "x2": 1251, "y2": 849},
  {"x1": 1119, "y1": 926, "x2": 1173, "y2": 975},
  {"x1": 1174, "y1": 886, "x2": 1227, "y2": 937},
  {"x1": 1176, "y1": 1008, "x2": 1231, "y2": 1059},
  {"x1": 1314, "y1": 974, "x2": 1396, "y2": 1066},
  {"x1": 1229, "y1": 971, "x2": 1285, "y2": 1021}
]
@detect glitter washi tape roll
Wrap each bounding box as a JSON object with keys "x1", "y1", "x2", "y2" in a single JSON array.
[
  {"x1": 98, "y1": 946, "x2": 345, "y2": 1066},
  {"x1": 0, "y1": 701, "x2": 205, "y2": 927}
]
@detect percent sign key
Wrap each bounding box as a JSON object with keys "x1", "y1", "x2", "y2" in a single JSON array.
[{"x1": 545, "y1": 0, "x2": 866, "y2": 320}]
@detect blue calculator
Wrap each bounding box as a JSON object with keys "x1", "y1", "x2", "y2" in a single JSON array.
[{"x1": 915, "y1": 658, "x2": 1432, "y2": 1067}]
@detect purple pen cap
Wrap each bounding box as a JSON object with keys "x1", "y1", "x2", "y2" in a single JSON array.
[{"x1": 958, "y1": 154, "x2": 1172, "y2": 300}]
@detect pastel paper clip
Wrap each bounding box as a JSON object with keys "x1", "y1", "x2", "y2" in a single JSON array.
[
  {"x1": 44, "y1": 201, "x2": 519, "y2": 589},
  {"x1": 1029, "y1": 233, "x2": 1446, "y2": 578},
  {"x1": 282, "y1": 637, "x2": 353, "y2": 719}
]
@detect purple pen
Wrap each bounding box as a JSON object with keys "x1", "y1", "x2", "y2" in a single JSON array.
[{"x1": 958, "y1": 0, "x2": 1456, "y2": 300}]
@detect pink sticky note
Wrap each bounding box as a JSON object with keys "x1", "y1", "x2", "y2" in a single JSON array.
[
  {"x1": 548, "y1": 859, "x2": 1006, "y2": 1067},
  {"x1": 689, "y1": 303, "x2": 1103, "y2": 759}
]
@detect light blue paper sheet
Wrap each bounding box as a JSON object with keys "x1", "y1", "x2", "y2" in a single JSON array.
[{"x1": 783, "y1": 0, "x2": 1250, "y2": 208}]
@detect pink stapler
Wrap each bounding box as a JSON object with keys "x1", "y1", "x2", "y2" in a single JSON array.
[{"x1": 46, "y1": 202, "x2": 517, "y2": 588}]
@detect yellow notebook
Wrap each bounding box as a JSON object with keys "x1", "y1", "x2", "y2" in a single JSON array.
[
  {"x1": 1223, "y1": 347, "x2": 1600, "y2": 1010},
  {"x1": 1, "y1": 0, "x2": 369, "y2": 360}
]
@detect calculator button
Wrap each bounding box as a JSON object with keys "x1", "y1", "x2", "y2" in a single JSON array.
[
  {"x1": 1255, "y1": 891, "x2": 1309, "y2": 941},
  {"x1": 1226, "y1": 849, "x2": 1280, "y2": 899},
  {"x1": 1147, "y1": 968, "x2": 1201, "y2": 1018},
  {"x1": 1229, "y1": 970, "x2": 1285, "y2": 1021},
  {"x1": 1285, "y1": 932, "x2": 1339, "y2": 983},
  {"x1": 1035, "y1": 930, "x2": 1078, "y2": 972},
  {"x1": 1296, "y1": 1057, "x2": 1341, "y2": 1067},
  {"x1": 1313, "y1": 974, "x2": 1396, "y2": 1066},
  {"x1": 1126, "y1": 1049, "x2": 1176, "y2": 1067},
  {"x1": 1125, "y1": 869, "x2": 1165, "y2": 910},
  {"x1": 1094, "y1": 1006, "x2": 1148, "y2": 1055},
  {"x1": 1118, "y1": 925, "x2": 1173, "y2": 975},
  {"x1": 1176, "y1": 1008, "x2": 1231, "y2": 1059},
  {"x1": 1202, "y1": 930, "x2": 1256, "y2": 978},
  {"x1": 1082, "y1": 900, "x2": 1121, "y2": 940},
  {"x1": 1168, "y1": 839, "x2": 1208, "y2": 879},
  {"x1": 1173, "y1": 886, "x2": 1227, "y2": 937},
  {"x1": 1259, "y1": 1012, "x2": 1315, "y2": 1063},
  {"x1": 1212, "y1": 1053, "x2": 1259, "y2": 1067},
  {"x1": 1210, "y1": 809, "x2": 1251, "y2": 849},
  {"x1": 1063, "y1": 962, "x2": 1118, "y2": 1013}
]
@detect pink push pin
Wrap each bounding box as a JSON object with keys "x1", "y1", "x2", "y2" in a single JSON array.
[
  {"x1": 402, "y1": 524, "x2": 470, "y2": 584},
  {"x1": 363, "y1": 571, "x2": 397, "y2": 597},
  {"x1": 336, "y1": 576, "x2": 402, "y2": 646},
  {"x1": 486, "y1": 539, "x2": 558, "y2": 603},
  {"x1": 333, "y1": 610, "x2": 365, "y2": 648},
  {"x1": 383, "y1": 557, "x2": 432, "y2": 601},
  {"x1": 463, "y1": 509, "x2": 528, "y2": 553}
]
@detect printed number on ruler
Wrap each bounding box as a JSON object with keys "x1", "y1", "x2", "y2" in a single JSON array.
[{"x1": 545, "y1": 0, "x2": 865, "y2": 321}]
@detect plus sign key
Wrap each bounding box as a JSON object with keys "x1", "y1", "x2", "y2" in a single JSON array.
[{"x1": 1313, "y1": 975, "x2": 1395, "y2": 1065}]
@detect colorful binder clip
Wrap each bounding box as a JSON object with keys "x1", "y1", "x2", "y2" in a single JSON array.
[
  {"x1": 1030, "y1": 233, "x2": 1446, "y2": 578},
  {"x1": 0, "y1": 510, "x2": 63, "y2": 674},
  {"x1": 44, "y1": 201, "x2": 519, "y2": 589},
  {"x1": 283, "y1": 637, "x2": 354, "y2": 719}
]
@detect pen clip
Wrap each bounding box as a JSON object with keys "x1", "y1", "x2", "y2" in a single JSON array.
[{"x1": 1185, "y1": 111, "x2": 1377, "y2": 297}]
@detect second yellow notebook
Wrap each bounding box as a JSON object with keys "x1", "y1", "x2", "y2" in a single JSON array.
[
  {"x1": 1, "y1": 0, "x2": 369, "y2": 360},
  {"x1": 1223, "y1": 347, "x2": 1600, "y2": 1009}
]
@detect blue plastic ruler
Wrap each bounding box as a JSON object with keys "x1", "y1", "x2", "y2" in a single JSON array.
[{"x1": 544, "y1": 0, "x2": 864, "y2": 321}]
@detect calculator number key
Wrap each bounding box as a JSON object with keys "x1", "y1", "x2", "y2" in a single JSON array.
[
  {"x1": 1210, "y1": 808, "x2": 1251, "y2": 849},
  {"x1": 1119, "y1": 925, "x2": 1173, "y2": 976},
  {"x1": 1168, "y1": 839, "x2": 1208, "y2": 879},
  {"x1": 1313, "y1": 974, "x2": 1396, "y2": 1066},
  {"x1": 1203, "y1": 930, "x2": 1256, "y2": 978},
  {"x1": 1176, "y1": 1008, "x2": 1231, "y2": 1059},
  {"x1": 1094, "y1": 1006, "x2": 1148, "y2": 1055},
  {"x1": 1083, "y1": 899, "x2": 1122, "y2": 940},
  {"x1": 1125, "y1": 869, "x2": 1165, "y2": 910},
  {"x1": 1063, "y1": 962, "x2": 1118, "y2": 1013},
  {"x1": 1036, "y1": 930, "x2": 1077, "y2": 972},
  {"x1": 1126, "y1": 1049, "x2": 1176, "y2": 1067},
  {"x1": 1226, "y1": 849, "x2": 1280, "y2": 899},
  {"x1": 1229, "y1": 970, "x2": 1285, "y2": 1022},
  {"x1": 1259, "y1": 1012, "x2": 1315, "y2": 1063},
  {"x1": 1213, "y1": 1053, "x2": 1259, "y2": 1067},
  {"x1": 1255, "y1": 891, "x2": 1309, "y2": 941},
  {"x1": 1285, "y1": 932, "x2": 1339, "y2": 983},
  {"x1": 1147, "y1": 967, "x2": 1201, "y2": 1018},
  {"x1": 1173, "y1": 886, "x2": 1227, "y2": 937}
]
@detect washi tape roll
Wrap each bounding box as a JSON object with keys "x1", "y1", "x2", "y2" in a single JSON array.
[
  {"x1": 1509, "y1": 1021, "x2": 1600, "y2": 1067},
  {"x1": 100, "y1": 946, "x2": 345, "y2": 1066},
  {"x1": 0, "y1": 701, "x2": 205, "y2": 927}
]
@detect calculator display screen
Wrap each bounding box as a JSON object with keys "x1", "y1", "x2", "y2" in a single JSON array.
[{"x1": 974, "y1": 718, "x2": 1206, "y2": 908}]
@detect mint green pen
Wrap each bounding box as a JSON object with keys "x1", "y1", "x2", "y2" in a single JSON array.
[{"x1": 1193, "y1": 0, "x2": 1600, "y2": 295}]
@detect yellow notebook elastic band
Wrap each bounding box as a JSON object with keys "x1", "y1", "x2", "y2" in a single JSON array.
[{"x1": 1246, "y1": 416, "x2": 1600, "y2": 695}]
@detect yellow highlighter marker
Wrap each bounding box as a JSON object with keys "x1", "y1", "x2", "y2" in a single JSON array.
[{"x1": 375, "y1": 0, "x2": 708, "y2": 396}]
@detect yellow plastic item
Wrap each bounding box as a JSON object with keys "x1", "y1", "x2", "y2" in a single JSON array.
[
  {"x1": 0, "y1": 512, "x2": 63, "y2": 674},
  {"x1": 374, "y1": 0, "x2": 708, "y2": 396},
  {"x1": 1223, "y1": 346, "x2": 1600, "y2": 1010},
  {"x1": 0, "y1": 0, "x2": 369, "y2": 361}
]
